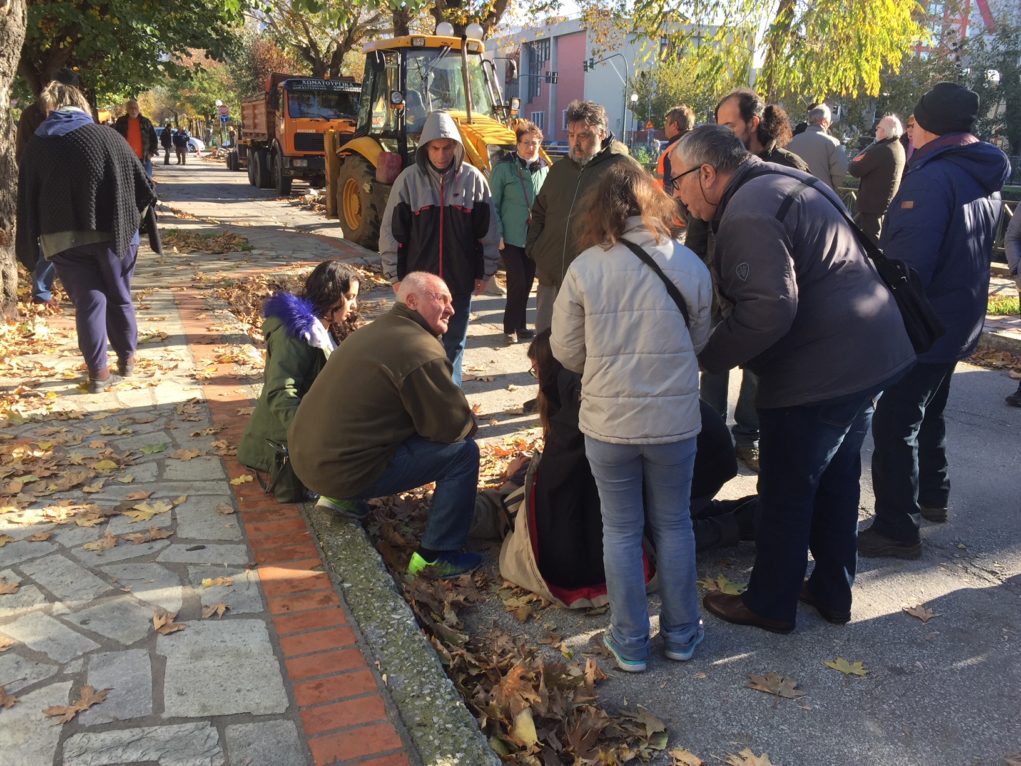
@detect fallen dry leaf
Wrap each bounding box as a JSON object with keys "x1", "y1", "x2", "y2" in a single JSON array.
[
  {"x1": 229, "y1": 474, "x2": 254, "y2": 486},
  {"x1": 172, "y1": 495, "x2": 187, "y2": 506},
  {"x1": 902, "y1": 605, "x2": 936, "y2": 623},
  {"x1": 0, "y1": 635, "x2": 15, "y2": 652},
  {"x1": 0, "y1": 685, "x2": 17, "y2": 709},
  {"x1": 82, "y1": 533, "x2": 118, "y2": 552},
  {"x1": 82, "y1": 481, "x2": 104, "y2": 493},
  {"x1": 698, "y1": 574, "x2": 745, "y2": 595},
  {"x1": 670, "y1": 749, "x2": 705, "y2": 766},
  {"x1": 43, "y1": 685, "x2": 110, "y2": 723},
  {"x1": 153, "y1": 610, "x2": 186, "y2": 635},
  {"x1": 172, "y1": 449, "x2": 202, "y2": 460},
  {"x1": 725, "y1": 749, "x2": 778, "y2": 766},
  {"x1": 215, "y1": 503, "x2": 235, "y2": 515},
  {"x1": 747, "y1": 672, "x2": 806, "y2": 699},
  {"x1": 27, "y1": 531, "x2": 53, "y2": 542},
  {"x1": 124, "y1": 490, "x2": 152, "y2": 501},
  {"x1": 123, "y1": 499, "x2": 173, "y2": 522},
  {"x1": 0, "y1": 580, "x2": 20, "y2": 595},
  {"x1": 202, "y1": 602, "x2": 230, "y2": 619},
  {"x1": 0, "y1": 534, "x2": 14, "y2": 547},
  {"x1": 824, "y1": 657, "x2": 867, "y2": 676},
  {"x1": 201, "y1": 576, "x2": 234, "y2": 588}
]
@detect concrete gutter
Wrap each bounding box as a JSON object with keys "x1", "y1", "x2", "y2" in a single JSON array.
[{"x1": 305, "y1": 506, "x2": 500, "y2": 766}]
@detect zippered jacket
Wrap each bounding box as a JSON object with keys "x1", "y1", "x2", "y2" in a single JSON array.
[
  {"x1": 490, "y1": 153, "x2": 548, "y2": 248},
  {"x1": 379, "y1": 112, "x2": 500, "y2": 297},
  {"x1": 880, "y1": 133, "x2": 1010, "y2": 363},
  {"x1": 525, "y1": 136, "x2": 636, "y2": 288}
]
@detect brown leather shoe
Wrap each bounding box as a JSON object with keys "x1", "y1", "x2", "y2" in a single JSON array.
[
  {"x1": 703, "y1": 591, "x2": 794, "y2": 634},
  {"x1": 798, "y1": 581, "x2": 851, "y2": 625}
]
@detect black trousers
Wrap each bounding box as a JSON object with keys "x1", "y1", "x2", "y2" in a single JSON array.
[{"x1": 501, "y1": 243, "x2": 535, "y2": 334}]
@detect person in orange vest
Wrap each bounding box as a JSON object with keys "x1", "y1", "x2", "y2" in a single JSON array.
[
  {"x1": 657, "y1": 105, "x2": 696, "y2": 187},
  {"x1": 114, "y1": 99, "x2": 158, "y2": 176}
]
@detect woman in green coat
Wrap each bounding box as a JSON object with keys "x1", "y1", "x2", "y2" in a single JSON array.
[
  {"x1": 238, "y1": 261, "x2": 359, "y2": 500},
  {"x1": 490, "y1": 120, "x2": 548, "y2": 342}
]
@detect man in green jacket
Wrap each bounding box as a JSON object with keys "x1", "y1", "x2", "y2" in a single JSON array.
[
  {"x1": 288, "y1": 272, "x2": 482, "y2": 578},
  {"x1": 525, "y1": 100, "x2": 635, "y2": 332}
]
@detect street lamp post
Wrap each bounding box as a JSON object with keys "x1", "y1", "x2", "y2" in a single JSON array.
[
  {"x1": 583, "y1": 53, "x2": 630, "y2": 142},
  {"x1": 630, "y1": 92, "x2": 639, "y2": 148}
]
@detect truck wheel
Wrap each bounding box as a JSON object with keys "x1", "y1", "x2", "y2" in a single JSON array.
[
  {"x1": 337, "y1": 156, "x2": 381, "y2": 248},
  {"x1": 226, "y1": 150, "x2": 239, "y2": 172},
  {"x1": 255, "y1": 148, "x2": 273, "y2": 189},
  {"x1": 273, "y1": 148, "x2": 293, "y2": 196},
  {"x1": 246, "y1": 152, "x2": 257, "y2": 186}
]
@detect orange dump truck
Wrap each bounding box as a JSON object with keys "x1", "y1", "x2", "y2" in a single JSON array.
[{"x1": 225, "y1": 74, "x2": 360, "y2": 195}]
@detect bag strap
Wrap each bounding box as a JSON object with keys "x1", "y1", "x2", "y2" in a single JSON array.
[
  {"x1": 620, "y1": 239, "x2": 690, "y2": 328},
  {"x1": 514, "y1": 161, "x2": 534, "y2": 225}
]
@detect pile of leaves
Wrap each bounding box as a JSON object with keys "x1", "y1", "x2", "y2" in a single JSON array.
[
  {"x1": 968, "y1": 348, "x2": 1021, "y2": 376},
  {"x1": 162, "y1": 228, "x2": 253, "y2": 254},
  {"x1": 364, "y1": 490, "x2": 675, "y2": 764}
]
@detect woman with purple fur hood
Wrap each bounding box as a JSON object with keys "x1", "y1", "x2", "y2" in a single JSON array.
[{"x1": 238, "y1": 261, "x2": 359, "y2": 500}]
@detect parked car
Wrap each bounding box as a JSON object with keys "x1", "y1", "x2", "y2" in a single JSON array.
[{"x1": 153, "y1": 127, "x2": 205, "y2": 154}]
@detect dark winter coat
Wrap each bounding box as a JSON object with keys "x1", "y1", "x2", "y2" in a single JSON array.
[
  {"x1": 159, "y1": 127, "x2": 173, "y2": 149},
  {"x1": 379, "y1": 112, "x2": 500, "y2": 298},
  {"x1": 847, "y1": 136, "x2": 905, "y2": 215},
  {"x1": 16, "y1": 109, "x2": 156, "y2": 270},
  {"x1": 114, "y1": 113, "x2": 159, "y2": 158},
  {"x1": 525, "y1": 135, "x2": 637, "y2": 287},
  {"x1": 880, "y1": 133, "x2": 1010, "y2": 364},
  {"x1": 238, "y1": 293, "x2": 332, "y2": 473},
  {"x1": 490, "y1": 153, "x2": 549, "y2": 248},
  {"x1": 172, "y1": 130, "x2": 190, "y2": 149}
]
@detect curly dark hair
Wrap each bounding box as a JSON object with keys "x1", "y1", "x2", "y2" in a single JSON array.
[{"x1": 302, "y1": 260, "x2": 358, "y2": 319}]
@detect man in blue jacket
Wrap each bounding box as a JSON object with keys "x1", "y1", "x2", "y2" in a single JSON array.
[{"x1": 859, "y1": 82, "x2": 1011, "y2": 559}]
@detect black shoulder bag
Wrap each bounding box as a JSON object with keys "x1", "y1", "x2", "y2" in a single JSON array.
[{"x1": 620, "y1": 239, "x2": 690, "y2": 328}]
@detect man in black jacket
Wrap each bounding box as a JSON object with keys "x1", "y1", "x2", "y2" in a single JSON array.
[{"x1": 159, "y1": 121, "x2": 173, "y2": 165}]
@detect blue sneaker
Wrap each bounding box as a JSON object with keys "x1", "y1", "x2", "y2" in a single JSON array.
[
  {"x1": 602, "y1": 632, "x2": 647, "y2": 673},
  {"x1": 316, "y1": 496, "x2": 369, "y2": 522},
  {"x1": 664, "y1": 625, "x2": 705, "y2": 662},
  {"x1": 407, "y1": 550, "x2": 482, "y2": 578}
]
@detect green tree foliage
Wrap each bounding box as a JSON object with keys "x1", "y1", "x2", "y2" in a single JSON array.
[
  {"x1": 580, "y1": 0, "x2": 927, "y2": 102},
  {"x1": 253, "y1": 1, "x2": 388, "y2": 79},
  {"x1": 629, "y1": 57, "x2": 727, "y2": 128},
  {"x1": 227, "y1": 30, "x2": 303, "y2": 101},
  {"x1": 18, "y1": 0, "x2": 245, "y2": 100},
  {"x1": 963, "y1": 23, "x2": 1021, "y2": 154}
]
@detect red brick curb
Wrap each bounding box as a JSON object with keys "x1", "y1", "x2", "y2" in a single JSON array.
[{"x1": 174, "y1": 290, "x2": 413, "y2": 766}]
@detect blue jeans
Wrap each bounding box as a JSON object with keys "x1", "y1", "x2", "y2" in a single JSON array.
[
  {"x1": 32, "y1": 257, "x2": 56, "y2": 302},
  {"x1": 700, "y1": 369, "x2": 760, "y2": 448},
  {"x1": 143, "y1": 157, "x2": 153, "y2": 176},
  {"x1": 441, "y1": 293, "x2": 471, "y2": 387},
  {"x1": 870, "y1": 362, "x2": 955, "y2": 543},
  {"x1": 585, "y1": 435, "x2": 701, "y2": 662},
  {"x1": 50, "y1": 241, "x2": 139, "y2": 377},
  {"x1": 744, "y1": 386, "x2": 881, "y2": 624},
  {"x1": 354, "y1": 436, "x2": 479, "y2": 552}
]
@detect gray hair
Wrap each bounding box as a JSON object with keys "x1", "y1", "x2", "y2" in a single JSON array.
[
  {"x1": 565, "y1": 100, "x2": 609, "y2": 133},
  {"x1": 40, "y1": 81, "x2": 91, "y2": 114},
  {"x1": 878, "y1": 114, "x2": 903, "y2": 138},
  {"x1": 808, "y1": 104, "x2": 832, "y2": 125},
  {"x1": 396, "y1": 271, "x2": 447, "y2": 303},
  {"x1": 672, "y1": 124, "x2": 750, "y2": 174}
]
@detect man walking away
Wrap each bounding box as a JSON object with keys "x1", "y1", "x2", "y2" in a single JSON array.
[
  {"x1": 859, "y1": 83, "x2": 1010, "y2": 559},
  {"x1": 786, "y1": 104, "x2": 848, "y2": 190},
  {"x1": 847, "y1": 115, "x2": 906, "y2": 243},
  {"x1": 114, "y1": 99, "x2": 158, "y2": 176},
  {"x1": 160, "y1": 121, "x2": 173, "y2": 165}
]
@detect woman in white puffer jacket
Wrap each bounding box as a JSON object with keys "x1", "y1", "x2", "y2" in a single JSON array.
[{"x1": 551, "y1": 161, "x2": 713, "y2": 672}]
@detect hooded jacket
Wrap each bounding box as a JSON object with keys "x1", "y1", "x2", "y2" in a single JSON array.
[
  {"x1": 238, "y1": 292, "x2": 335, "y2": 473},
  {"x1": 16, "y1": 108, "x2": 156, "y2": 270},
  {"x1": 525, "y1": 135, "x2": 635, "y2": 287},
  {"x1": 880, "y1": 133, "x2": 1010, "y2": 363},
  {"x1": 379, "y1": 112, "x2": 500, "y2": 298}
]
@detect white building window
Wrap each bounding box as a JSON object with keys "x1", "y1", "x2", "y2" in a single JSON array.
[{"x1": 530, "y1": 111, "x2": 545, "y2": 129}]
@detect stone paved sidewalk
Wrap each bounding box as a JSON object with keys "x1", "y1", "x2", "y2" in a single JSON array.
[{"x1": 0, "y1": 226, "x2": 416, "y2": 765}]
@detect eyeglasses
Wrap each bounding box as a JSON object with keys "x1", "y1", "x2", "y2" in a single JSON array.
[
  {"x1": 667, "y1": 165, "x2": 700, "y2": 192},
  {"x1": 529, "y1": 366, "x2": 538, "y2": 379}
]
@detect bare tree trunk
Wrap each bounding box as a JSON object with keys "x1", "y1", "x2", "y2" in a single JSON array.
[
  {"x1": 393, "y1": 7, "x2": 413, "y2": 36},
  {"x1": 1, "y1": 0, "x2": 29, "y2": 320}
]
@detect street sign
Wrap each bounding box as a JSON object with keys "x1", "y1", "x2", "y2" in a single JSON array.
[
  {"x1": 217, "y1": 104, "x2": 230, "y2": 116},
  {"x1": 645, "y1": 120, "x2": 654, "y2": 129},
  {"x1": 220, "y1": 114, "x2": 230, "y2": 124}
]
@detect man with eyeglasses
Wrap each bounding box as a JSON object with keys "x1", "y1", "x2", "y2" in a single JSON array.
[
  {"x1": 669, "y1": 125, "x2": 914, "y2": 634},
  {"x1": 289, "y1": 272, "x2": 483, "y2": 579},
  {"x1": 525, "y1": 99, "x2": 637, "y2": 333}
]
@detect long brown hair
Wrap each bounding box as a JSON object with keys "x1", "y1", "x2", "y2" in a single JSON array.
[{"x1": 573, "y1": 161, "x2": 679, "y2": 252}]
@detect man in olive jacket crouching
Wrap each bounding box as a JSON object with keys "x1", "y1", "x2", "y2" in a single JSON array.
[{"x1": 289, "y1": 272, "x2": 482, "y2": 578}]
